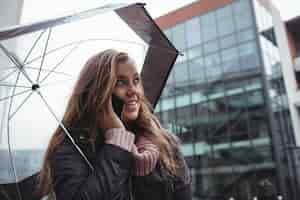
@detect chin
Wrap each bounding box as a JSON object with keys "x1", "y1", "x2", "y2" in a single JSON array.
[{"x1": 124, "y1": 112, "x2": 139, "y2": 121}]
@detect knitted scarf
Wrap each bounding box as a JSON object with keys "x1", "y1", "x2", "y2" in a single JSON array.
[{"x1": 105, "y1": 128, "x2": 159, "y2": 176}]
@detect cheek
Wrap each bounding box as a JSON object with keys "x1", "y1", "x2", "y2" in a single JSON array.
[{"x1": 113, "y1": 88, "x2": 126, "y2": 98}]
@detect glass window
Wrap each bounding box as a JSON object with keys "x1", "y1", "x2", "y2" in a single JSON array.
[
  {"x1": 221, "y1": 46, "x2": 240, "y2": 73},
  {"x1": 207, "y1": 98, "x2": 227, "y2": 136},
  {"x1": 205, "y1": 52, "x2": 221, "y2": 67},
  {"x1": 187, "y1": 45, "x2": 202, "y2": 60},
  {"x1": 181, "y1": 143, "x2": 194, "y2": 156},
  {"x1": 176, "y1": 94, "x2": 190, "y2": 107},
  {"x1": 245, "y1": 78, "x2": 262, "y2": 91},
  {"x1": 154, "y1": 101, "x2": 161, "y2": 113},
  {"x1": 161, "y1": 97, "x2": 175, "y2": 111},
  {"x1": 161, "y1": 84, "x2": 175, "y2": 97},
  {"x1": 160, "y1": 109, "x2": 176, "y2": 130},
  {"x1": 164, "y1": 29, "x2": 172, "y2": 41},
  {"x1": 220, "y1": 34, "x2": 236, "y2": 49},
  {"x1": 201, "y1": 11, "x2": 217, "y2": 42},
  {"x1": 216, "y1": 5, "x2": 235, "y2": 36},
  {"x1": 248, "y1": 90, "x2": 264, "y2": 107},
  {"x1": 194, "y1": 102, "x2": 210, "y2": 141},
  {"x1": 233, "y1": 0, "x2": 253, "y2": 30},
  {"x1": 238, "y1": 40, "x2": 259, "y2": 70},
  {"x1": 186, "y1": 17, "x2": 202, "y2": 47},
  {"x1": 206, "y1": 65, "x2": 222, "y2": 82},
  {"x1": 189, "y1": 57, "x2": 206, "y2": 83},
  {"x1": 176, "y1": 50, "x2": 188, "y2": 64},
  {"x1": 174, "y1": 62, "x2": 188, "y2": 83},
  {"x1": 195, "y1": 142, "x2": 210, "y2": 155},
  {"x1": 203, "y1": 40, "x2": 219, "y2": 55},
  {"x1": 172, "y1": 23, "x2": 186, "y2": 50},
  {"x1": 166, "y1": 69, "x2": 174, "y2": 85},
  {"x1": 237, "y1": 28, "x2": 255, "y2": 43},
  {"x1": 192, "y1": 91, "x2": 207, "y2": 104}
]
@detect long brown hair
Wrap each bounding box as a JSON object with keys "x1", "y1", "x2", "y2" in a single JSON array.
[{"x1": 37, "y1": 49, "x2": 181, "y2": 197}]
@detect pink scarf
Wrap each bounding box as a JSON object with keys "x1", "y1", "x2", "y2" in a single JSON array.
[
  {"x1": 131, "y1": 136, "x2": 159, "y2": 176},
  {"x1": 105, "y1": 128, "x2": 159, "y2": 176}
]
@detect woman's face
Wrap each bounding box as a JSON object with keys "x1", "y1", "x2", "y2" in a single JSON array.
[{"x1": 113, "y1": 60, "x2": 143, "y2": 122}]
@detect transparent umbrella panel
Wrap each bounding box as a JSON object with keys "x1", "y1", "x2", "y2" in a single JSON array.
[{"x1": 0, "y1": 8, "x2": 148, "y2": 185}]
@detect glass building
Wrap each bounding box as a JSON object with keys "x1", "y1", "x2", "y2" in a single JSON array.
[{"x1": 155, "y1": 0, "x2": 299, "y2": 199}]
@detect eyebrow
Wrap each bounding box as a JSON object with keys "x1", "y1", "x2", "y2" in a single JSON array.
[
  {"x1": 116, "y1": 75, "x2": 128, "y2": 79},
  {"x1": 117, "y1": 73, "x2": 140, "y2": 79}
]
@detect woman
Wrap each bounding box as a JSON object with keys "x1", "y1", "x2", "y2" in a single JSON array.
[{"x1": 37, "y1": 49, "x2": 191, "y2": 200}]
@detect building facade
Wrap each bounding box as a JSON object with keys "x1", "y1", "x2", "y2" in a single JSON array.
[{"x1": 155, "y1": 0, "x2": 299, "y2": 199}]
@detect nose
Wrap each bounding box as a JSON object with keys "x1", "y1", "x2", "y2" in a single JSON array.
[{"x1": 126, "y1": 82, "x2": 138, "y2": 97}]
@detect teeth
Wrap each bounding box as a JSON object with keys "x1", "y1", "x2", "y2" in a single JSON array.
[
  {"x1": 127, "y1": 102, "x2": 136, "y2": 106},
  {"x1": 127, "y1": 100, "x2": 137, "y2": 104}
]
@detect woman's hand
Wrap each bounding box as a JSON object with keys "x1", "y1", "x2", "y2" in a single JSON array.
[{"x1": 99, "y1": 96, "x2": 125, "y2": 131}]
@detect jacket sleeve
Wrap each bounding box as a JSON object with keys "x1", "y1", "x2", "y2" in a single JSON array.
[
  {"x1": 51, "y1": 138, "x2": 133, "y2": 200},
  {"x1": 173, "y1": 148, "x2": 192, "y2": 200}
]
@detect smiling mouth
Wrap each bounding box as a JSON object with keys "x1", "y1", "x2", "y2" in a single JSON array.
[{"x1": 125, "y1": 100, "x2": 138, "y2": 111}]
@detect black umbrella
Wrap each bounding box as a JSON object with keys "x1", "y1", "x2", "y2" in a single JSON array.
[{"x1": 0, "y1": 3, "x2": 178, "y2": 199}]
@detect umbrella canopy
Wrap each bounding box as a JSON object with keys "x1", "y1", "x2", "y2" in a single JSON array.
[{"x1": 0, "y1": 3, "x2": 178, "y2": 199}]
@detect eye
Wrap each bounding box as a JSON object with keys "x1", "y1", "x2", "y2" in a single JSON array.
[
  {"x1": 116, "y1": 79, "x2": 126, "y2": 86},
  {"x1": 133, "y1": 77, "x2": 140, "y2": 85}
]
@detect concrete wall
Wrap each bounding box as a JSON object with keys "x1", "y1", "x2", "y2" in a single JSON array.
[{"x1": 259, "y1": 0, "x2": 300, "y2": 146}]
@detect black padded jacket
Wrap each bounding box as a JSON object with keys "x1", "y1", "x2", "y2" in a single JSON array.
[{"x1": 50, "y1": 131, "x2": 192, "y2": 200}]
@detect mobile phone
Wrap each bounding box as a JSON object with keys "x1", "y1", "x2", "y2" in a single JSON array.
[{"x1": 112, "y1": 94, "x2": 124, "y2": 119}]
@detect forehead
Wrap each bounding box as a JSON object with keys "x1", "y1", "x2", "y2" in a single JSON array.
[{"x1": 116, "y1": 61, "x2": 139, "y2": 77}]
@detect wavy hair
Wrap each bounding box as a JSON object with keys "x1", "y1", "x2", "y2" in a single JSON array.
[{"x1": 36, "y1": 49, "x2": 180, "y2": 197}]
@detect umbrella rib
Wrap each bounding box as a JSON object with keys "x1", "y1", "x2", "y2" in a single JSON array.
[
  {"x1": 8, "y1": 91, "x2": 34, "y2": 120},
  {"x1": 25, "y1": 41, "x2": 80, "y2": 65},
  {"x1": 25, "y1": 66, "x2": 73, "y2": 77},
  {"x1": 24, "y1": 37, "x2": 177, "y2": 69},
  {"x1": 24, "y1": 38, "x2": 144, "y2": 66},
  {"x1": 40, "y1": 43, "x2": 79, "y2": 84},
  {"x1": 0, "y1": 68, "x2": 18, "y2": 82},
  {"x1": 0, "y1": 43, "x2": 35, "y2": 85},
  {"x1": 7, "y1": 70, "x2": 23, "y2": 200},
  {"x1": 36, "y1": 90, "x2": 95, "y2": 171},
  {"x1": 23, "y1": 29, "x2": 47, "y2": 64},
  {"x1": 0, "y1": 88, "x2": 32, "y2": 102},
  {"x1": 0, "y1": 83, "x2": 31, "y2": 89},
  {"x1": 37, "y1": 28, "x2": 52, "y2": 83}
]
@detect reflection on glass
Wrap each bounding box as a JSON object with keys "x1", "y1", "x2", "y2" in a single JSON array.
[
  {"x1": 186, "y1": 17, "x2": 202, "y2": 48},
  {"x1": 221, "y1": 46, "x2": 240, "y2": 74},
  {"x1": 203, "y1": 40, "x2": 219, "y2": 55},
  {"x1": 220, "y1": 34, "x2": 236, "y2": 49},
  {"x1": 174, "y1": 62, "x2": 188, "y2": 83},
  {"x1": 233, "y1": 0, "x2": 253, "y2": 30},
  {"x1": 239, "y1": 40, "x2": 259, "y2": 70},
  {"x1": 189, "y1": 57, "x2": 206, "y2": 84},
  {"x1": 187, "y1": 45, "x2": 202, "y2": 60},
  {"x1": 201, "y1": 12, "x2": 217, "y2": 42},
  {"x1": 172, "y1": 23, "x2": 186, "y2": 50},
  {"x1": 217, "y1": 4, "x2": 235, "y2": 36},
  {"x1": 154, "y1": 0, "x2": 291, "y2": 199},
  {"x1": 237, "y1": 28, "x2": 255, "y2": 43}
]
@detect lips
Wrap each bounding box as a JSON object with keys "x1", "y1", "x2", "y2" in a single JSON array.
[{"x1": 125, "y1": 99, "x2": 138, "y2": 111}]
